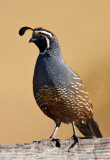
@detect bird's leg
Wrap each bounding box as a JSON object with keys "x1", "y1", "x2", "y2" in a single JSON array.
[
  {"x1": 66, "y1": 121, "x2": 78, "y2": 140},
  {"x1": 68, "y1": 122, "x2": 79, "y2": 152},
  {"x1": 72, "y1": 122, "x2": 93, "y2": 139},
  {"x1": 68, "y1": 122, "x2": 93, "y2": 152},
  {"x1": 50, "y1": 122, "x2": 61, "y2": 139},
  {"x1": 35, "y1": 122, "x2": 61, "y2": 148},
  {"x1": 71, "y1": 121, "x2": 79, "y2": 145},
  {"x1": 33, "y1": 122, "x2": 60, "y2": 142},
  {"x1": 72, "y1": 121, "x2": 78, "y2": 138},
  {"x1": 49, "y1": 122, "x2": 61, "y2": 148}
]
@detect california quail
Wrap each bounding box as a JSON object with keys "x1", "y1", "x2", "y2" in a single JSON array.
[{"x1": 19, "y1": 27, "x2": 102, "y2": 141}]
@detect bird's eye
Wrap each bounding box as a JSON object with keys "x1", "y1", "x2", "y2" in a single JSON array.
[{"x1": 39, "y1": 34, "x2": 44, "y2": 39}]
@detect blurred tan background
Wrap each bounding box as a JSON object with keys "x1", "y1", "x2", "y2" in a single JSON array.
[{"x1": 0, "y1": 0, "x2": 110, "y2": 144}]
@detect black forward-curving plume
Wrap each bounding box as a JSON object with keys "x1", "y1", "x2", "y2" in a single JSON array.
[{"x1": 19, "y1": 27, "x2": 33, "y2": 36}]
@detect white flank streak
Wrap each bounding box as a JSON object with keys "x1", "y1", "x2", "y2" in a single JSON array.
[
  {"x1": 86, "y1": 107, "x2": 90, "y2": 111},
  {"x1": 90, "y1": 108, "x2": 93, "y2": 113},
  {"x1": 75, "y1": 82, "x2": 82, "y2": 86},
  {"x1": 73, "y1": 77, "x2": 81, "y2": 80},
  {"x1": 79, "y1": 90, "x2": 88, "y2": 94},
  {"x1": 35, "y1": 30, "x2": 52, "y2": 38},
  {"x1": 75, "y1": 91, "x2": 79, "y2": 93},
  {"x1": 77, "y1": 95, "x2": 82, "y2": 98},
  {"x1": 88, "y1": 99, "x2": 92, "y2": 103},
  {"x1": 70, "y1": 82, "x2": 75, "y2": 85}
]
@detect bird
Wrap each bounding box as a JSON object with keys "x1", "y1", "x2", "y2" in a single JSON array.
[{"x1": 19, "y1": 26, "x2": 102, "y2": 142}]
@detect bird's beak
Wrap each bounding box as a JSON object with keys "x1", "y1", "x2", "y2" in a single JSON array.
[
  {"x1": 29, "y1": 37, "x2": 37, "y2": 43},
  {"x1": 29, "y1": 31, "x2": 39, "y2": 43}
]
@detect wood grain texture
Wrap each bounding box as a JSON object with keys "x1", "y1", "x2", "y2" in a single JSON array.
[{"x1": 0, "y1": 137, "x2": 110, "y2": 160}]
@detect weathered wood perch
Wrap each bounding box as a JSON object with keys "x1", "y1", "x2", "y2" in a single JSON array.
[{"x1": 0, "y1": 137, "x2": 110, "y2": 160}]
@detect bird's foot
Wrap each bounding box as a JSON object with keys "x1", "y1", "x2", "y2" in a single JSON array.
[
  {"x1": 33, "y1": 138, "x2": 61, "y2": 148},
  {"x1": 51, "y1": 138, "x2": 61, "y2": 148},
  {"x1": 68, "y1": 134, "x2": 79, "y2": 152},
  {"x1": 68, "y1": 135, "x2": 93, "y2": 152}
]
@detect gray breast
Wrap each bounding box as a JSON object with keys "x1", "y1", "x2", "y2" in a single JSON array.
[{"x1": 33, "y1": 54, "x2": 74, "y2": 92}]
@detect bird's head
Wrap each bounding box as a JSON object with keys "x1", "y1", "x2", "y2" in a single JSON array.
[{"x1": 19, "y1": 27, "x2": 61, "y2": 57}]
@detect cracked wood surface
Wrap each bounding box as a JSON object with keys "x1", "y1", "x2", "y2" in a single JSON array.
[{"x1": 0, "y1": 137, "x2": 110, "y2": 160}]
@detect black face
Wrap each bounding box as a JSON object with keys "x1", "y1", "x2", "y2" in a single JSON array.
[{"x1": 29, "y1": 31, "x2": 50, "y2": 53}]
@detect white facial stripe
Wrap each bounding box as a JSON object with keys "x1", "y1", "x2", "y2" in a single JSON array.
[
  {"x1": 45, "y1": 37, "x2": 50, "y2": 48},
  {"x1": 35, "y1": 30, "x2": 52, "y2": 38},
  {"x1": 40, "y1": 37, "x2": 50, "y2": 55}
]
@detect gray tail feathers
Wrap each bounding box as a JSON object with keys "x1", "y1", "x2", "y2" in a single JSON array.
[
  {"x1": 87, "y1": 118, "x2": 102, "y2": 138},
  {"x1": 76, "y1": 118, "x2": 102, "y2": 138}
]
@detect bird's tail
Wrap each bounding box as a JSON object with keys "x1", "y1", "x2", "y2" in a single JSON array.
[{"x1": 76, "y1": 118, "x2": 102, "y2": 138}]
